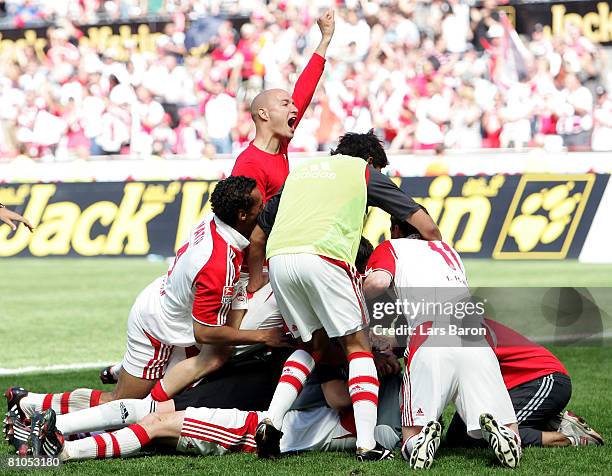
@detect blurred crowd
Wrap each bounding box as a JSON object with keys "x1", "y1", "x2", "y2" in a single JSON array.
[{"x1": 1, "y1": 0, "x2": 612, "y2": 161}]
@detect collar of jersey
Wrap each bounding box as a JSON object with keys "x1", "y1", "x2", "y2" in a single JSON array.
[{"x1": 213, "y1": 215, "x2": 251, "y2": 250}]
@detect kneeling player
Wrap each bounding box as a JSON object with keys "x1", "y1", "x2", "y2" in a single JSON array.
[
  {"x1": 445, "y1": 318, "x2": 604, "y2": 448},
  {"x1": 364, "y1": 218, "x2": 521, "y2": 469}
]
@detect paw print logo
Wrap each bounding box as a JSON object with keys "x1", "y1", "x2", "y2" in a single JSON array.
[
  {"x1": 508, "y1": 183, "x2": 582, "y2": 252},
  {"x1": 494, "y1": 175, "x2": 595, "y2": 259}
]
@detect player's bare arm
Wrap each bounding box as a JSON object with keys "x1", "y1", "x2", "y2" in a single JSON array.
[
  {"x1": 406, "y1": 209, "x2": 442, "y2": 241},
  {"x1": 314, "y1": 9, "x2": 335, "y2": 58},
  {"x1": 193, "y1": 320, "x2": 290, "y2": 347},
  {"x1": 157, "y1": 308, "x2": 277, "y2": 398},
  {"x1": 155, "y1": 345, "x2": 234, "y2": 399},
  {"x1": 246, "y1": 224, "x2": 268, "y2": 294},
  {"x1": 363, "y1": 270, "x2": 392, "y2": 299}
]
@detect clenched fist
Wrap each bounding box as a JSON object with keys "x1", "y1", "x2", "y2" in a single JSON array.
[{"x1": 317, "y1": 9, "x2": 335, "y2": 41}]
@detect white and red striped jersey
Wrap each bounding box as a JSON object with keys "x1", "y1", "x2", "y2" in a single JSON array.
[
  {"x1": 366, "y1": 239, "x2": 467, "y2": 289},
  {"x1": 366, "y1": 239, "x2": 469, "y2": 329},
  {"x1": 137, "y1": 214, "x2": 250, "y2": 347}
]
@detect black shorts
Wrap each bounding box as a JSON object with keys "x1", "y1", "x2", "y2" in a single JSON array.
[
  {"x1": 172, "y1": 348, "x2": 292, "y2": 411},
  {"x1": 445, "y1": 372, "x2": 572, "y2": 448}
]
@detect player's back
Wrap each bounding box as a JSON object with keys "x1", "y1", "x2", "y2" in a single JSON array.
[
  {"x1": 387, "y1": 239, "x2": 468, "y2": 330},
  {"x1": 390, "y1": 239, "x2": 467, "y2": 288}
]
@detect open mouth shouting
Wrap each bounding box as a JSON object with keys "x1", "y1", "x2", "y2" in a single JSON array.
[{"x1": 288, "y1": 116, "x2": 297, "y2": 131}]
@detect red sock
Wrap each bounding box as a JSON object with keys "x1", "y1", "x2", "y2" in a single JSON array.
[
  {"x1": 66, "y1": 424, "x2": 151, "y2": 460},
  {"x1": 39, "y1": 389, "x2": 103, "y2": 415}
]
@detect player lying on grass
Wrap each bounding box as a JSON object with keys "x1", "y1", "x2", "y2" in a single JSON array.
[
  {"x1": 364, "y1": 218, "x2": 522, "y2": 469},
  {"x1": 11, "y1": 344, "x2": 401, "y2": 461},
  {"x1": 5, "y1": 176, "x2": 290, "y2": 419},
  {"x1": 18, "y1": 395, "x2": 399, "y2": 462},
  {"x1": 445, "y1": 318, "x2": 604, "y2": 448}
]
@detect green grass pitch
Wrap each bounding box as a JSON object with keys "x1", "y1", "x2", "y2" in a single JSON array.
[{"x1": 1, "y1": 259, "x2": 611, "y2": 474}]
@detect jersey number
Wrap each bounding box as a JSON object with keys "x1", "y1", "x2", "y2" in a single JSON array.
[
  {"x1": 167, "y1": 243, "x2": 189, "y2": 277},
  {"x1": 428, "y1": 242, "x2": 461, "y2": 271}
]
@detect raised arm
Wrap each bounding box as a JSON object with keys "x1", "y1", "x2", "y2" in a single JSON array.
[{"x1": 291, "y1": 9, "x2": 335, "y2": 125}]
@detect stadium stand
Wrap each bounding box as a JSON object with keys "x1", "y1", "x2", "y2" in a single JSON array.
[{"x1": 0, "y1": 0, "x2": 611, "y2": 161}]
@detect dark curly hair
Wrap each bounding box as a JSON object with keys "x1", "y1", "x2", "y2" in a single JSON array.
[
  {"x1": 330, "y1": 129, "x2": 389, "y2": 170},
  {"x1": 211, "y1": 176, "x2": 257, "y2": 227},
  {"x1": 391, "y1": 215, "x2": 421, "y2": 239},
  {"x1": 355, "y1": 236, "x2": 374, "y2": 274}
]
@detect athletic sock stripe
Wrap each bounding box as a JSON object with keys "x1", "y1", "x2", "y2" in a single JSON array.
[
  {"x1": 278, "y1": 375, "x2": 303, "y2": 393},
  {"x1": 350, "y1": 391, "x2": 378, "y2": 405},
  {"x1": 60, "y1": 392, "x2": 71, "y2": 415},
  {"x1": 90, "y1": 389, "x2": 103, "y2": 407},
  {"x1": 109, "y1": 432, "x2": 120, "y2": 457},
  {"x1": 128, "y1": 424, "x2": 151, "y2": 446},
  {"x1": 348, "y1": 376, "x2": 380, "y2": 387},
  {"x1": 284, "y1": 361, "x2": 312, "y2": 376},
  {"x1": 348, "y1": 351, "x2": 374, "y2": 362},
  {"x1": 93, "y1": 434, "x2": 107, "y2": 459},
  {"x1": 42, "y1": 394, "x2": 53, "y2": 411}
]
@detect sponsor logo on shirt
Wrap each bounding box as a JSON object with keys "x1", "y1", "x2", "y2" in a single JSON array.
[
  {"x1": 221, "y1": 285, "x2": 235, "y2": 304},
  {"x1": 294, "y1": 163, "x2": 336, "y2": 180}
]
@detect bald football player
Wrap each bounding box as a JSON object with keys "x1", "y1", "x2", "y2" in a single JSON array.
[{"x1": 232, "y1": 9, "x2": 335, "y2": 293}]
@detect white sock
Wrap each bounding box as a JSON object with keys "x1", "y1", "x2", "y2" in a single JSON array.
[
  {"x1": 267, "y1": 349, "x2": 315, "y2": 430},
  {"x1": 63, "y1": 424, "x2": 150, "y2": 461},
  {"x1": 19, "y1": 393, "x2": 46, "y2": 417},
  {"x1": 110, "y1": 363, "x2": 122, "y2": 379},
  {"x1": 348, "y1": 352, "x2": 379, "y2": 451},
  {"x1": 56, "y1": 399, "x2": 156, "y2": 435},
  {"x1": 401, "y1": 434, "x2": 418, "y2": 461},
  {"x1": 20, "y1": 389, "x2": 103, "y2": 417}
]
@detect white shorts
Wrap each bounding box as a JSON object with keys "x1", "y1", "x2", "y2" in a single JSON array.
[
  {"x1": 281, "y1": 407, "x2": 354, "y2": 453},
  {"x1": 402, "y1": 341, "x2": 516, "y2": 437},
  {"x1": 177, "y1": 407, "x2": 262, "y2": 456},
  {"x1": 122, "y1": 296, "x2": 199, "y2": 380},
  {"x1": 269, "y1": 254, "x2": 368, "y2": 341}
]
